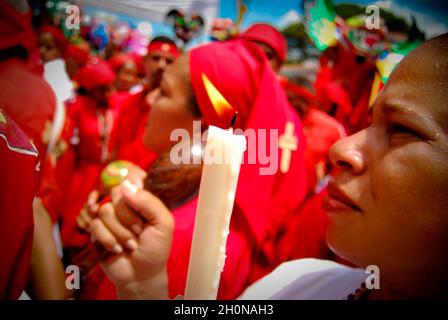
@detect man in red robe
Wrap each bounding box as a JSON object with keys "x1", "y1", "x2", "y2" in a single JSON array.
[{"x1": 112, "y1": 36, "x2": 180, "y2": 170}]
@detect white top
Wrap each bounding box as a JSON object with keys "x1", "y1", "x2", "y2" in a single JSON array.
[
  {"x1": 239, "y1": 259, "x2": 367, "y2": 300},
  {"x1": 43, "y1": 58, "x2": 74, "y2": 103}
]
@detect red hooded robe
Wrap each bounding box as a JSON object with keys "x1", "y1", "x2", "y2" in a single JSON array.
[{"x1": 81, "y1": 39, "x2": 308, "y2": 300}]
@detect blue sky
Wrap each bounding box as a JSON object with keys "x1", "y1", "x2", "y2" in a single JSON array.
[
  {"x1": 220, "y1": 0, "x2": 448, "y2": 36},
  {"x1": 84, "y1": 1, "x2": 448, "y2": 40}
]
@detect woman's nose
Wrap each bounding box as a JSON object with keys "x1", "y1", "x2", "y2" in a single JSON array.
[
  {"x1": 329, "y1": 130, "x2": 367, "y2": 175},
  {"x1": 158, "y1": 58, "x2": 167, "y2": 70}
]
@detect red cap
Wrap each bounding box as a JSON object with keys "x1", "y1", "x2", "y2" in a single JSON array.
[{"x1": 239, "y1": 23, "x2": 287, "y2": 64}]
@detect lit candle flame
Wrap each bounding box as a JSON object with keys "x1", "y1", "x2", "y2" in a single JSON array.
[{"x1": 202, "y1": 73, "x2": 235, "y2": 118}]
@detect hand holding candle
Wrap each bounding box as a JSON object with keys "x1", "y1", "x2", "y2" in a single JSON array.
[{"x1": 86, "y1": 179, "x2": 175, "y2": 299}]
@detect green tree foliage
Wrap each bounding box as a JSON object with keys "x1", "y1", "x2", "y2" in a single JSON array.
[{"x1": 282, "y1": 1, "x2": 417, "y2": 63}]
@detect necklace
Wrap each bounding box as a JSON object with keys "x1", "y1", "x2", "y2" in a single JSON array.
[{"x1": 97, "y1": 109, "x2": 113, "y2": 163}]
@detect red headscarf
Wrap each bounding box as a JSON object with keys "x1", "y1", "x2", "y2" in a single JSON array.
[
  {"x1": 239, "y1": 23, "x2": 287, "y2": 64},
  {"x1": 39, "y1": 25, "x2": 69, "y2": 56},
  {"x1": 147, "y1": 40, "x2": 180, "y2": 58},
  {"x1": 0, "y1": 1, "x2": 36, "y2": 53},
  {"x1": 108, "y1": 53, "x2": 144, "y2": 76},
  {"x1": 73, "y1": 58, "x2": 116, "y2": 91},
  {"x1": 189, "y1": 39, "x2": 307, "y2": 262},
  {"x1": 66, "y1": 42, "x2": 91, "y2": 67}
]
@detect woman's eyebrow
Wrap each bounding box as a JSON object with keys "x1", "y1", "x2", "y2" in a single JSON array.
[
  {"x1": 383, "y1": 103, "x2": 439, "y2": 137},
  {"x1": 383, "y1": 103, "x2": 427, "y2": 120}
]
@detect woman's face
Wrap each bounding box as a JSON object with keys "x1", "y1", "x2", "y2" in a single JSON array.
[
  {"x1": 325, "y1": 38, "x2": 448, "y2": 297},
  {"x1": 116, "y1": 62, "x2": 139, "y2": 91},
  {"x1": 143, "y1": 54, "x2": 201, "y2": 153},
  {"x1": 38, "y1": 32, "x2": 61, "y2": 63},
  {"x1": 144, "y1": 50, "x2": 176, "y2": 89}
]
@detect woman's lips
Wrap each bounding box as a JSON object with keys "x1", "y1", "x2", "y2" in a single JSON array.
[{"x1": 324, "y1": 182, "x2": 362, "y2": 214}]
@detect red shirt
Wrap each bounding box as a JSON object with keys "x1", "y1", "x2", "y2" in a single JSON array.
[
  {"x1": 0, "y1": 59, "x2": 55, "y2": 161},
  {"x1": 0, "y1": 111, "x2": 38, "y2": 299}
]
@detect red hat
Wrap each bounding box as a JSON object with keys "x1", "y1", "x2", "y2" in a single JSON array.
[
  {"x1": 0, "y1": 1, "x2": 36, "y2": 53},
  {"x1": 147, "y1": 40, "x2": 180, "y2": 58},
  {"x1": 239, "y1": 23, "x2": 287, "y2": 64},
  {"x1": 73, "y1": 58, "x2": 116, "y2": 91}
]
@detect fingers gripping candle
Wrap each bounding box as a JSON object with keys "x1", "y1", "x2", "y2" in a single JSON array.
[{"x1": 184, "y1": 74, "x2": 247, "y2": 300}]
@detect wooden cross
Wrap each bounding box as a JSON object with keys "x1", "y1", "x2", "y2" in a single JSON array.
[{"x1": 279, "y1": 122, "x2": 298, "y2": 173}]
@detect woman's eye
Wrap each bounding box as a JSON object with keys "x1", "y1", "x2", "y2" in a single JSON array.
[{"x1": 388, "y1": 123, "x2": 420, "y2": 139}]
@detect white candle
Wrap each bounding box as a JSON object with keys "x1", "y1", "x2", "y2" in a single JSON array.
[{"x1": 184, "y1": 125, "x2": 246, "y2": 300}]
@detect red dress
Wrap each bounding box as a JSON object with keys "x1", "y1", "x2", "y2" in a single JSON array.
[
  {"x1": 0, "y1": 111, "x2": 38, "y2": 299},
  {"x1": 60, "y1": 95, "x2": 121, "y2": 250}
]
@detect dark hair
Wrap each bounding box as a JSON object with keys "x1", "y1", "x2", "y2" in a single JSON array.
[
  {"x1": 0, "y1": 45, "x2": 28, "y2": 62},
  {"x1": 150, "y1": 36, "x2": 177, "y2": 46}
]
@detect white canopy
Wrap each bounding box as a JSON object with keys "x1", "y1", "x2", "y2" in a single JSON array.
[{"x1": 81, "y1": 0, "x2": 219, "y2": 25}]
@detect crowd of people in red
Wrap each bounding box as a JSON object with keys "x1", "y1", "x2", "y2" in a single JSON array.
[{"x1": 1, "y1": 0, "x2": 447, "y2": 300}]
